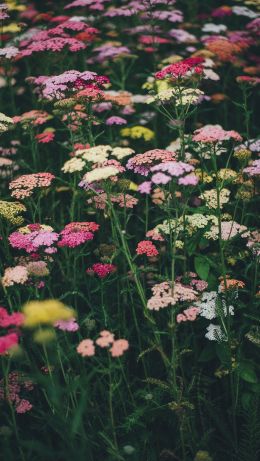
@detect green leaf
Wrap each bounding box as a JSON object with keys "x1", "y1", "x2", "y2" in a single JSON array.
[
  {"x1": 194, "y1": 256, "x2": 210, "y2": 281},
  {"x1": 239, "y1": 362, "x2": 258, "y2": 384}
]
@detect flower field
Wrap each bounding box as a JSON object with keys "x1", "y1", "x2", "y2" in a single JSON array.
[{"x1": 0, "y1": 0, "x2": 260, "y2": 460}]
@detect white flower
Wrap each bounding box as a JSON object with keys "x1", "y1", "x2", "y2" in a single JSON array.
[
  {"x1": 200, "y1": 188, "x2": 230, "y2": 209},
  {"x1": 82, "y1": 166, "x2": 120, "y2": 184},
  {"x1": 195, "y1": 291, "x2": 234, "y2": 320},
  {"x1": 61, "y1": 157, "x2": 86, "y2": 173},
  {"x1": 76, "y1": 145, "x2": 112, "y2": 163},
  {"x1": 203, "y1": 68, "x2": 220, "y2": 81},
  {"x1": 205, "y1": 324, "x2": 226, "y2": 341},
  {"x1": 0, "y1": 112, "x2": 14, "y2": 133},
  {"x1": 112, "y1": 147, "x2": 135, "y2": 160},
  {"x1": 202, "y1": 23, "x2": 227, "y2": 33},
  {"x1": 232, "y1": 6, "x2": 258, "y2": 18}
]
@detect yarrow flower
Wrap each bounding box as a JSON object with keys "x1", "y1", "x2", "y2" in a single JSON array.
[
  {"x1": 54, "y1": 318, "x2": 79, "y2": 332},
  {"x1": 177, "y1": 307, "x2": 200, "y2": 323},
  {"x1": 77, "y1": 331, "x2": 129, "y2": 358},
  {"x1": 147, "y1": 281, "x2": 198, "y2": 310},
  {"x1": 9, "y1": 173, "x2": 55, "y2": 199},
  {"x1": 22, "y1": 299, "x2": 75, "y2": 327},
  {"x1": 136, "y1": 240, "x2": 159, "y2": 257},
  {"x1": 192, "y1": 125, "x2": 242, "y2": 143},
  {"x1": 0, "y1": 372, "x2": 34, "y2": 413},
  {"x1": 0, "y1": 201, "x2": 26, "y2": 225},
  {"x1": 105, "y1": 116, "x2": 127, "y2": 126},
  {"x1": 58, "y1": 222, "x2": 99, "y2": 248},
  {"x1": 155, "y1": 57, "x2": 204, "y2": 80},
  {"x1": 9, "y1": 224, "x2": 59, "y2": 254},
  {"x1": 127, "y1": 149, "x2": 176, "y2": 176},
  {"x1": 87, "y1": 263, "x2": 117, "y2": 278}
]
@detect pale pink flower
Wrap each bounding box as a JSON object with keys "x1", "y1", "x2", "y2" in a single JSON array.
[
  {"x1": 110, "y1": 339, "x2": 129, "y2": 357},
  {"x1": 77, "y1": 339, "x2": 95, "y2": 357}
]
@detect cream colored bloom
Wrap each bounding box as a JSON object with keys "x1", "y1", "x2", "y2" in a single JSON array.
[
  {"x1": 82, "y1": 166, "x2": 120, "y2": 184},
  {"x1": 62, "y1": 157, "x2": 86, "y2": 173},
  {"x1": 112, "y1": 147, "x2": 135, "y2": 160}
]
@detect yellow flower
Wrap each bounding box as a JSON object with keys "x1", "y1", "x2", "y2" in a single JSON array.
[
  {"x1": 2, "y1": 23, "x2": 22, "y2": 33},
  {"x1": 120, "y1": 126, "x2": 154, "y2": 141},
  {"x1": 0, "y1": 201, "x2": 26, "y2": 225},
  {"x1": 6, "y1": 0, "x2": 26, "y2": 11},
  {"x1": 22, "y1": 299, "x2": 75, "y2": 328}
]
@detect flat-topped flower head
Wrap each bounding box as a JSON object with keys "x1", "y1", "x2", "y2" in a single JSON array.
[
  {"x1": 127, "y1": 149, "x2": 176, "y2": 176},
  {"x1": 9, "y1": 173, "x2": 55, "y2": 199},
  {"x1": 155, "y1": 57, "x2": 204, "y2": 80},
  {"x1": 193, "y1": 125, "x2": 242, "y2": 143}
]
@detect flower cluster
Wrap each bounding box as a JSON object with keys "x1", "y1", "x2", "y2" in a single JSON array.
[
  {"x1": 9, "y1": 173, "x2": 55, "y2": 199},
  {"x1": 77, "y1": 331, "x2": 129, "y2": 357}
]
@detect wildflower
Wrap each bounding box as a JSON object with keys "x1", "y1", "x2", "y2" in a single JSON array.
[
  {"x1": 1, "y1": 266, "x2": 29, "y2": 287},
  {"x1": 127, "y1": 149, "x2": 176, "y2": 176},
  {"x1": 148, "y1": 281, "x2": 198, "y2": 310},
  {"x1": 9, "y1": 173, "x2": 55, "y2": 199},
  {"x1": 200, "y1": 188, "x2": 230, "y2": 209},
  {"x1": 155, "y1": 57, "x2": 204, "y2": 80},
  {"x1": 193, "y1": 125, "x2": 242, "y2": 143},
  {"x1": 35, "y1": 131, "x2": 55, "y2": 143},
  {"x1": 96, "y1": 330, "x2": 115, "y2": 347},
  {"x1": 243, "y1": 160, "x2": 260, "y2": 177},
  {"x1": 54, "y1": 318, "x2": 79, "y2": 332},
  {"x1": 22, "y1": 299, "x2": 75, "y2": 327},
  {"x1": 58, "y1": 222, "x2": 99, "y2": 248},
  {"x1": 0, "y1": 371, "x2": 34, "y2": 414},
  {"x1": 111, "y1": 147, "x2": 135, "y2": 160},
  {"x1": 136, "y1": 241, "x2": 159, "y2": 257},
  {"x1": 121, "y1": 126, "x2": 155, "y2": 141},
  {"x1": 87, "y1": 263, "x2": 117, "y2": 278},
  {"x1": 88, "y1": 192, "x2": 138, "y2": 210},
  {"x1": 195, "y1": 291, "x2": 234, "y2": 320},
  {"x1": 9, "y1": 225, "x2": 59, "y2": 254},
  {"x1": 110, "y1": 339, "x2": 129, "y2": 357},
  {"x1": 62, "y1": 157, "x2": 86, "y2": 173},
  {"x1": 13, "y1": 110, "x2": 52, "y2": 127},
  {"x1": 0, "y1": 201, "x2": 26, "y2": 225},
  {"x1": 77, "y1": 339, "x2": 95, "y2": 357},
  {"x1": 0, "y1": 112, "x2": 14, "y2": 133},
  {"x1": 106, "y1": 116, "x2": 127, "y2": 126},
  {"x1": 0, "y1": 332, "x2": 19, "y2": 355},
  {"x1": 205, "y1": 324, "x2": 226, "y2": 341},
  {"x1": 205, "y1": 221, "x2": 249, "y2": 240},
  {"x1": 80, "y1": 166, "x2": 120, "y2": 187},
  {"x1": 15, "y1": 400, "x2": 33, "y2": 414},
  {"x1": 0, "y1": 307, "x2": 24, "y2": 328},
  {"x1": 177, "y1": 307, "x2": 200, "y2": 323}
]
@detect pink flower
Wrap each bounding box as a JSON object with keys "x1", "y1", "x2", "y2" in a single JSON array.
[
  {"x1": 155, "y1": 57, "x2": 204, "y2": 79},
  {"x1": 87, "y1": 263, "x2": 117, "y2": 278},
  {"x1": 54, "y1": 318, "x2": 79, "y2": 332},
  {"x1": 110, "y1": 339, "x2": 129, "y2": 357},
  {"x1": 177, "y1": 307, "x2": 200, "y2": 323},
  {"x1": 136, "y1": 240, "x2": 159, "y2": 257},
  {"x1": 0, "y1": 332, "x2": 19, "y2": 355},
  {"x1": 106, "y1": 116, "x2": 127, "y2": 126},
  {"x1": 77, "y1": 339, "x2": 95, "y2": 357},
  {"x1": 192, "y1": 125, "x2": 242, "y2": 143},
  {"x1": 96, "y1": 330, "x2": 115, "y2": 347},
  {"x1": 35, "y1": 131, "x2": 55, "y2": 143},
  {"x1": 15, "y1": 399, "x2": 32, "y2": 414},
  {"x1": 178, "y1": 173, "x2": 199, "y2": 186},
  {"x1": 0, "y1": 307, "x2": 24, "y2": 328},
  {"x1": 138, "y1": 181, "x2": 152, "y2": 194},
  {"x1": 151, "y1": 172, "x2": 171, "y2": 184}
]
